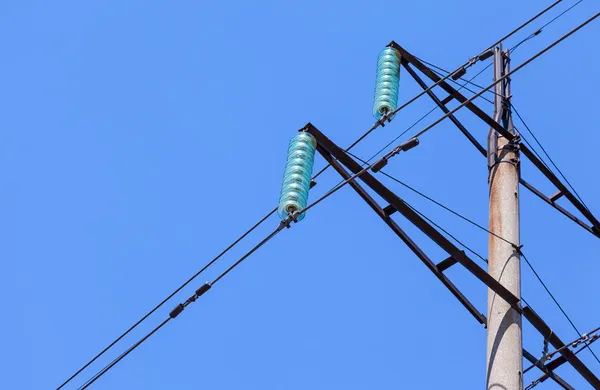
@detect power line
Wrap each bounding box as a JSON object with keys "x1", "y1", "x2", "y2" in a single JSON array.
[
  {"x1": 78, "y1": 222, "x2": 287, "y2": 389},
  {"x1": 58, "y1": 2, "x2": 578, "y2": 386},
  {"x1": 415, "y1": 0, "x2": 586, "y2": 110},
  {"x1": 58, "y1": 84, "x2": 433, "y2": 390},
  {"x1": 406, "y1": 12, "x2": 600, "y2": 141},
  {"x1": 511, "y1": 0, "x2": 584, "y2": 54},
  {"x1": 57, "y1": 97, "x2": 385, "y2": 390},
  {"x1": 77, "y1": 318, "x2": 171, "y2": 390},
  {"x1": 56, "y1": 205, "x2": 276, "y2": 390}
]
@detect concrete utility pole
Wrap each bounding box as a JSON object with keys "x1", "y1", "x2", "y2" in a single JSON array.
[{"x1": 486, "y1": 45, "x2": 523, "y2": 390}]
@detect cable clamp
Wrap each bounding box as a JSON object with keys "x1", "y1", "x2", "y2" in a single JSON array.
[
  {"x1": 169, "y1": 303, "x2": 185, "y2": 319},
  {"x1": 371, "y1": 138, "x2": 419, "y2": 173},
  {"x1": 280, "y1": 214, "x2": 296, "y2": 229},
  {"x1": 525, "y1": 378, "x2": 540, "y2": 390},
  {"x1": 376, "y1": 111, "x2": 393, "y2": 128},
  {"x1": 542, "y1": 330, "x2": 552, "y2": 362}
]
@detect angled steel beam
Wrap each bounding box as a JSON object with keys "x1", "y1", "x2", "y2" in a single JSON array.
[
  {"x1": 520, "y1": 178, "x2": 599, "y2": 238},
  {"x1": 316, "y1": 144, "x2": 486, "y2": 325},
  {"x1": 401, "y1": 60, "x2": 487, "y2": 157},
  {"x1": 306, "y1": 123, "x2": 522, "y2": 312},
  {"x1": 523, "y1": 349, "x2": 574, "y2": 390}
]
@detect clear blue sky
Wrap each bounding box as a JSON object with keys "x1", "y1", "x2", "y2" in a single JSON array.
[{"x1": 2, "y1": 1, "x2": 599, "y2": 388}]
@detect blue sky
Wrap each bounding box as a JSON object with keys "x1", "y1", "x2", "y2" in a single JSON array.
[{"x1": 2, "y1": 1, "x2": 599, "y2": 389}]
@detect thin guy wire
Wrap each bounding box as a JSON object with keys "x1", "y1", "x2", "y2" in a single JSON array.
[
  {"x1": 512, "y1": 103, "x2": 590, "y2": 211},
  {"x1": 520, "y1": 250, "x2": 600, "y2": 365},
  {"x1": 346, "y1": 152, "x2": 600, "y2": 334},
  {"x1": 399, "y1": 202, "x2": 541, "y2": 309},
  {"x1": 345, "y1": 150, "x2": 518, "y2": 247}
]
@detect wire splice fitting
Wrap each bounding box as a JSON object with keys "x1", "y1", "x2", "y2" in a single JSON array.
[
  {"x1": 451, "y1": 67, "x2": 467, "y2": 80},
  {"x1": 478, "y1": 49, "x2": 494, "y2": 61},
  {"x1": 371, "y1": 138, "x2": 419, "y2": 173},
  {"x1": 169, "y1": 304, "x2": 184, "y2": 319},
  {"x1": 195, "y1": 282, "x2": 212, "y2": 297}
]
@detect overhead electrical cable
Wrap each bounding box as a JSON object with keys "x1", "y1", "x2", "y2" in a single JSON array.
[
  {"x1": 404, "y1": 11, "x2": 600, "y2": 142},
  {"x1": 58, "y1": 2, "x2": 575, "y2": 387},
  {"x1": 78, "y1": 222, "x2": 287, "y2": 389}
]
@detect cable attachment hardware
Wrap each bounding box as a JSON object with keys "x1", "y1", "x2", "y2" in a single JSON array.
[
  {"x1": 279, "y1": 214, "x2": 295, "y2": 229},
  {"x1": 375, "y1": 110, "x2": 393, "y2": 128},
  {"x1": 542, "y1": 330, "x2": 552, "y2": 362},
  {"x1": 525, "y1": 378, "x2": 540, "y2": 390},
  {"x1": 169, "y1": 304, "x2": 185, "y2": 319},
  {"x1": 195, "y1": 282, "x2": 212, "y2": 298},
  {"x1": 478, "y1": 49, "x2": 494, "y2": 61},
  {"x1": 371, "y1": 138, "x2": 419, "y2": 173},
  {"x1": 451, "y1": 67, "x2": 467, "y2": 81}
]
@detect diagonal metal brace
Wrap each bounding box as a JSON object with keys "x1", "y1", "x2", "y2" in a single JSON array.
[
  {"x1": 305, "y1": 122, "x2": 600, "y2": 389},
  {"x1": 316, "y1": 143, "x2": 486, "y2": 325}
]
